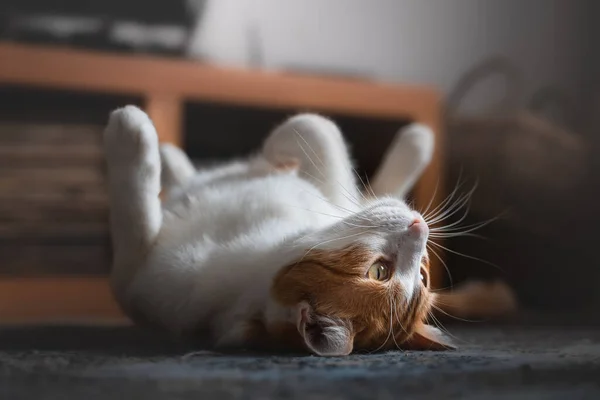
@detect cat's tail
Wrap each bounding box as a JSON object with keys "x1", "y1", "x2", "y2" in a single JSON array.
[
  {"x1": 432, "y1": 280, "x2": 518, "y2": 320},
  {"x1": 370, "y1": 123, "x2": 434, "y2": 199},
  {"x1": 160, "y1": 143, "x2": 196, "y2": 191}
]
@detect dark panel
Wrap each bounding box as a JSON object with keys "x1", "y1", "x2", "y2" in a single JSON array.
[
  {"x1": 184, "y1": 101, "x2": 410, "y2": 183},
  {"x1": 0, "y1": 86, "x2": 138, "y2": 275}
]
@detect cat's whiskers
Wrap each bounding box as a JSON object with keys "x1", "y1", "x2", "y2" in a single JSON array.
[
  {"x1": 294, "y1": 128, "x2": 381, "y2": 212},
  {"x1": 286, "y1": 202, "x2": 373, "y2": 244},
  {"x1": 430, "y1": 214, "x2": 503, "y2": 235},
  {"x1": 419, "y1": 177, "x2": 440, "y2": 217},
  {"x1": 286, "y1": 183, "x2": 361, "y2": 218},
  {"x1": 426, "y1": 184, "x2": 476, "y2": 226},
  {"x1": 283, "y1": 204, "x2": 378, "y2": 229},
  {"x1": 421, "y1": 179, "x2": 504, "y2": 277},
  {"x1": 370, "y1": 294, "x2": 398, "y2": 354},
  {"x1": 427, "y1": 198, "x2": 471, "y2": 228},
  {"x1": 422, "y1": 175, "x2": 466, "y2": 222},
  {"x1": 292, "y1": 128, "x2": 362, "y2": 201},
  {"x1": 429, "y1": 233, "x2": 486, "y2": 241},
  {"x1": 298, "y1": 170, "x2": 373, "y2": 217},
  {"x1": 288, "y1": 188, "x2": 384, "y2": 231},
  {"x1": 427, "y1": 286, "x2": 456, "y2": 293},
  {"x1": 428, "y1": 309, "x2": 475, "y2": 346},
  {"x1": 424, "y1": 186, "x2": 475, "y2": 236},
  {"x1": 430, "y1": 303, "x2": 482, "y2": 323},
  {"x1": 298, "y1": 169, "x2": 363, "y2": 209},
  {"x1": 426, "y1": 310, "x2": 455, "y2": 340},
  {"x1": 285, "y1": 185, "x2": 375, "y2": 227},
  {"x1": 427, "y1": 190, "x2": 472, "y2": 226},
  {"x1": 390, "y1": 294, "x2": 407, "y2": 351},
  {"x1": 280, "y1": 203, "x2": 379, "y2": 229},
  {"x1": 428, "y1": 240, "x2": 504, "y2": 272},
  {"x1": 426, "y1": 243, "x2": 454, "y2": 289},
  {"x1": 351, "y1": 166, "x2": 377, "y2": 205},
  {"x1": 299, "y1": 170, "x2": 329, "y2": 188},
  {"x1": 340, "y1": 221, "x2": 378, "y2": 229},
  {"x1": 391, "y1": 294, "x2": 409, "y2": 337},
  {"x1": 362, "y1": 172, "x2": 378, "y2": 200},
  {"x1": 428, "y1": 212, "x2": 502, "y2": 240},
  {"x1": 296, "y1": 229, "x2": 373, "y2": 263},
  {"x1": 428, "y1": 196, "x2": 472, "y2": 231},
  {"x1": 423, "y1": 168, "x2": 467, "y2": 220}
]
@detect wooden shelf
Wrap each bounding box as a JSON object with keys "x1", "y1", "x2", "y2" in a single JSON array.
[
  {"x1": 0, "y1": 42, "x2": 438, "y2": 118},
  {"x1": 0, "y1": 42, "x2": 445, "y2": 322}
]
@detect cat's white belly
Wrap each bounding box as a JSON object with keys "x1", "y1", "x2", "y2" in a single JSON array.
[
  {"x1": 161, "y1": 172, "x2": 345, "y2": 245},
  {"x1": 129, "y1": 172, "x2": 349, "y2": 333}
]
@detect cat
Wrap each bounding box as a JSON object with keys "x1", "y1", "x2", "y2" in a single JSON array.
[{"x1": 104, "y1": 105, "x2": 454, "y2": 356}]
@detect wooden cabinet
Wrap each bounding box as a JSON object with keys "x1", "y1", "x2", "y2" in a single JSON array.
[{"x1": 0, "y1": 42, "x2": 444, "y2": 322}]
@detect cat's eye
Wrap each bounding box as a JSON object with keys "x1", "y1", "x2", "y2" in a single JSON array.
[
  {"x1": 367, "y1": 262, "x2": 390, "y2": 281},
  {"x1": 420, "y1": 267, "x2": 429, "y2": 286}
]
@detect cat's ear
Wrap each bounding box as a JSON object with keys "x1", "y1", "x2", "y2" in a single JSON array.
[
  {"x1": 296, "y1": 302, "x2": 354, "y2": 356},
  {"x1": 403, "y1": 323, "x2": 456, "y2": 350}
]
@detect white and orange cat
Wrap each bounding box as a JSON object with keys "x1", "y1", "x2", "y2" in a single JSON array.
[{"x1": 104, "y1": 106, "x2": 511, "y2": 356}]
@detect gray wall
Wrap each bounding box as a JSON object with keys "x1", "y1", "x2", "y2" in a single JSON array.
[{"x1": 189, "y1": 0, "x2": 590, "y2": 110}]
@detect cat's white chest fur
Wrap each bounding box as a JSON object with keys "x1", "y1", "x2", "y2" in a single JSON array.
[{"x1": 163, "y1": 168, "x2": 344, "y2": 247}]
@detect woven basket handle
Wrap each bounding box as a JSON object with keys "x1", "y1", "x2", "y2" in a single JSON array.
[
  {"x1": 446, "y1": 56, "x2": 523, "y2": 117},
  {"x1": 528, "y1": 85, "x2": 576, "y2": 129}
]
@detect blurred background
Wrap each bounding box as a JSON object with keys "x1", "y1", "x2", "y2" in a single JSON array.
[{"x1": 0, "y1": 0, "x2": 598, "y2": 320}]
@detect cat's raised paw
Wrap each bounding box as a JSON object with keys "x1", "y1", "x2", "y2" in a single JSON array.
[
  {"x1": 397, "y1": 123, "x2": 434, "y2": 164},
  {"x1": 104, "y1": 105, "x2": 159, "y2": 165}
]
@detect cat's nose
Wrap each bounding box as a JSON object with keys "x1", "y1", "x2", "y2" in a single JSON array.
[{"x1": 408, "y1": 215, "x2": 429, "y2": 237}]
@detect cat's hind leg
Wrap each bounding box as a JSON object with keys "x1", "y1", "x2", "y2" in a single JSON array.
[
  {"x1": 104, "y1": 106, "x2": 163, "y2": 300},
  {"x1": 160, "y1": 143, "x2": 196, "y2": 191},
  {"x1": 371, "y1": 123, "x2": 434, "y2": 199},
  {"x1": 262, "y1": 114, "x2": 362, "y2": 212}
]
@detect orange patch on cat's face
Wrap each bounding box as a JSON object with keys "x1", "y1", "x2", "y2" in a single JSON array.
[{"x1": 270, "y1": 244, "x2": 432, "y2": 351}]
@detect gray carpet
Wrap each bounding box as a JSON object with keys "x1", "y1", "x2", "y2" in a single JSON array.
[{"x1": 1, "y1": 320, "x2": 600, "y2": 399}]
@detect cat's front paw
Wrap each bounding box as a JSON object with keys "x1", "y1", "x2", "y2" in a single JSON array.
[
  {"x1": 104, "y1": 105, "x2": 159, "y2": 166},
  {"x1": 397, "y1": 123, "x2": 434, "y2": 164}
]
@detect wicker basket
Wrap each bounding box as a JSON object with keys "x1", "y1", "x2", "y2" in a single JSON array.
[{"x1": 445, "y1": 57, "x2": 587, "y2": 239}]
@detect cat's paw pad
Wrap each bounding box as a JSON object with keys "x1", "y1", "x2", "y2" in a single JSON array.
[
  {"x1": 104, "y1": 105, "x2": 158, "y2": 164},
  {"x1": 273, "y1": 157, "x2": 300, "y2": 173},
  {"x1": 398, "y1": 123, "x2": 434, "y2": 162}
]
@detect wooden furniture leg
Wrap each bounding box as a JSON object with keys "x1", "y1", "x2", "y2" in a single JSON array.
[{"x1": 145, "y1": 94, "x2": 184, "y2": 146}]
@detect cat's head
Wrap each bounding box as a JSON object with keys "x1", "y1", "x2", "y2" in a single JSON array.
[{"x1": 269, "y1": 198, "x2": 453, "y2": 356}]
